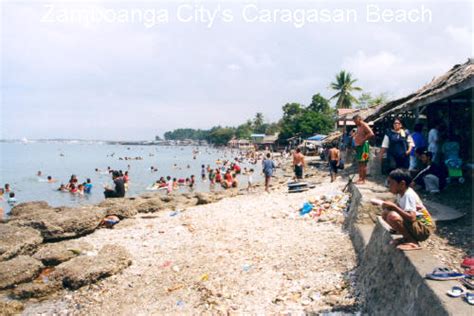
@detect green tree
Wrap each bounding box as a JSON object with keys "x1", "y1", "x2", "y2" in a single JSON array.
[
  {"x1": 235, "y1": 121, "x2": 253, "y2": 139},
  {"x1": 265, "y1": 122, "x2": 281, "y2": 135},
  {"x1": 278, "y1": 100, "x2": 334, "y2": 142},
  {"x1": 369, "y1": 93, "x2": 389, "y2": 107},
  {"x1": 307, "y1": 93, "x2": 331, "y2": 113},
  {"x1": 356, "y1": 92, "x2": 389, "y2": 109},
  {"x1": 253, "y1": 112, "x2": 266, "y2": 134},
  {"x1": 282, "y1": 103, "x2": 304, "y2": 119},
  {"x1": 207, "y1": 127, "x2": 235, "y2": 146},
  {"x1": 330, "y1": 70, "x2": 362, "y2": 109}
]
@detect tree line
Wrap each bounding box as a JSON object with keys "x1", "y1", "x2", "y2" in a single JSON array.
[{"x1": 163, "y1": 70, "x2": 389, "y2": 145}]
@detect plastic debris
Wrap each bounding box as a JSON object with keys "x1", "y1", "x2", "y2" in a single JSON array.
[
  {"x1": 167, "y1": 284, "x2": 184, "y2": 292},
  {"x1": 161, "y1": 260, "x2": 172, "y2": 268},
  {"x1": 200, "y1": 273, "x2": 209, "y2": 281},
  {"x1": 293, "y1": 192, "x2": 350, "y2": 222},
  {"x1": 242, "y1": 264, "x2": 252, "y2": 272}
]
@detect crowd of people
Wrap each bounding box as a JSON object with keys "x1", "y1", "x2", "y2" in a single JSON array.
[
  {"x1": 56, "y1": 175, "x2": 94, "y2": 195},
  {"x1": 335, "y1": 114, "x2": 465, "y2": 251},
  {"x1": 340, "y1": 115, "x2": 458, "y2": 195}
]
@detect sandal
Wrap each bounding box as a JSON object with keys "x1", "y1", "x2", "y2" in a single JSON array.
[
  {"x1": 460, "y1": 276, "x2": 474, "y2": 290},
  {"x1": 447, "y1": 286, "x2": 465, "y2": 297},
  {"x1": 426, "y1": 267, "x2": 465, "y2": 280},
  {"x1": 465, "y1": 292, "x2": 474, "y2": 305},
  {"x1": 396, "y1": 243, "x2": 422, "y2": 251}
]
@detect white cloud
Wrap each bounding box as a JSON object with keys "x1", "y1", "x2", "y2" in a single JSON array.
[
  {"x1": 342, "y1": 51, "x2": 454, "y2": 97},
  {"x1": 226, "y1": 63, "x2": 241, "y2": 71},
  {"x1": 1, "y1": 1, "x2": 473, "y2": 140},
  {"x1": 445, "y1": 25, "x2": 473, "y2": 44}
]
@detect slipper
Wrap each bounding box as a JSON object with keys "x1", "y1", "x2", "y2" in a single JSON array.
[
  {"x1": 426, "y1": 267, "x2": 465, "y2": 280},
  {"x1": 396, "y1": 243, "x2": 422, "y2": 251},
  {"x1": 465, "y1": 292, "x2": 474, "y2": 305},
  {"x1": 447, "y1": 286, "x2": 465, "y2": 297},
  {"x1": 462, "y1": 257, "x2": 474, "y2": 269},
  {"x1": 460, "y1": 277, "x2": 474, "y2": 290}
]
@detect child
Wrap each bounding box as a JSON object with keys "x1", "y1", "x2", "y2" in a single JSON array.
[
  {"x1": 84, "y1": 178, "x2": 93, "y2": 194},
  {"x1": 166, "y1": 176, "x2": 173, "y2": 194},
  {"x1": 201, "y1": 165, "x2": 206, "y2": 181},
  {"x1": 189, "y1": 175, "x2": 196, "y2": 189},
  {"x1": 378, "y1": 169, "x2": 435, "y2": 251},
  {"x1": 247, "y1": 168, "x2": 254, "y2": 192},
  {"x1": 77, "y1": 184, "x2": 85, "y2": 195},
  {"x1": 7, "y1": 192, "x2": 17, "y2": 208}
]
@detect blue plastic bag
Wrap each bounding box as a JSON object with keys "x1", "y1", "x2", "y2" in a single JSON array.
[{"x1": 299, "y1": 202, "x2": 314, "y2": 216}]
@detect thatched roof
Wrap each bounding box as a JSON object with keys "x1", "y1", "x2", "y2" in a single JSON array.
[
  {"x1": 365, "y1": 59, "x2": 474, "y2": 122},
  {"x1": 338, "y1": 103, "x2": 384, "y2": 122},
  {"x1": 322, "y1": 131, "x2": 343, "y2": 146}
]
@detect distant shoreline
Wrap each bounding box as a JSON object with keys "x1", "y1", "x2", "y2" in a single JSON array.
[{"x1": 0, "y1": 139, "x2": 209, "y2": 146}]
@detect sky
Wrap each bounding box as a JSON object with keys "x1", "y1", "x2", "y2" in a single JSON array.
[{"x1": 1, "y1": 0, "x2": 472, "y2": 140}]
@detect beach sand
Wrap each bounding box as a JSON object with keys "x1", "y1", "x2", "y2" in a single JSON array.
[{"x1": 22, "y1": 176, "x2": 358, "y2": 314}]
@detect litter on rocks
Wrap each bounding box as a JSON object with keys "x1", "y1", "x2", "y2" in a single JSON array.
[{"x1": 294, "y1": 193, "x2": 350, "y2": 222}]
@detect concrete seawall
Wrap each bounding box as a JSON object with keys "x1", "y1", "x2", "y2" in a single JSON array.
[{"x1": 346, "y1": 183, "x2": 472, "y2": 315}]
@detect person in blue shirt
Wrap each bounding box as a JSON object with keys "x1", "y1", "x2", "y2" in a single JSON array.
[
  {"x1": 262, "y1": 153, "x2": 276, "y2": 193},
  {"x1": 84, "y1": 178, "x2": 93, "y2": 194},
  {"x1": 409, "y1": 123, "x2": 427, "y2": 171}
]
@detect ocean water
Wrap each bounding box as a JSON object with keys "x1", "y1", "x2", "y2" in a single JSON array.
[{"x1": 0, "y1": 142, "x2": 260, "y2": 215}]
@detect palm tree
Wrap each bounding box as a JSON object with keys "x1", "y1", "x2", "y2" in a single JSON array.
[{"x1": 330, "y1": 71, "x2": 362, "y2": 109}]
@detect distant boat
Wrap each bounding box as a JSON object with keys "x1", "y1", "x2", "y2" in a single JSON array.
[{"x1": 21, "y1": 137, "x2": 28, "y2": 144}]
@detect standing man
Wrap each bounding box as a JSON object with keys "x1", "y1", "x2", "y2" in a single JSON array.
[
  {"x1": 293, "y1": 148, "x2": 305, "y2": 180},
  {"x1": 353, "y1": 114, "x2": 375, "y2": 184},
  {"x1": 328, "y1": 144, "x2": 341, "y2": 183},
  {"x1": 262, "y1": 153, "x2": 276, "y2": 193}
]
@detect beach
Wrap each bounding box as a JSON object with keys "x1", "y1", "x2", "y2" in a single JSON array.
[
  {"x1": 0, "y1": 154, "x2": 360, "y2": 315},
  {"x1": 21, "y1": 175, "x2": 357, "y2": 314}
]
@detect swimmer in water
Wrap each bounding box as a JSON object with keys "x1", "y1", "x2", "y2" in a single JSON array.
[
  {"x1": 4, "y1": 184, "x2": 11, "y2": 193},
  {"x1": 47, "y1": 176, "x2": 57, "y2": 183},
  {"x1": 69, "y1": 184, "x2": 78, "y2": 193},
  {"x1": 7, "y1": 192, "x2": 17, "y2": 208},
  {"x1": 84, "y1": 179, "x2": 93, "y2": 193},
  {"x1": 37, "y1": 171, "x2": 42, "y2": 177}
]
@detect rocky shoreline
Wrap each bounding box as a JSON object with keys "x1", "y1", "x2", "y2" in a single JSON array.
[
  {"x1": 0, "y1": 159, "x2": 358, "y2": 314},
  {"x1": 0, "y1": 160, "x2": 290, "y2": 312}
]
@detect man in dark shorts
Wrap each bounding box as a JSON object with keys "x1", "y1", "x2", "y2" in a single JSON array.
[
  {"x1": 292, "y1": 148, "x2": 305, "y2": 180},
  {"x1": 328, "y1": 144, "x2": 341, "y2": 182}
]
